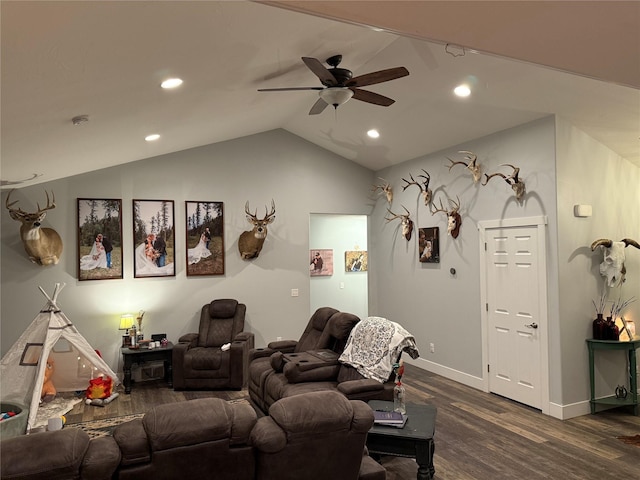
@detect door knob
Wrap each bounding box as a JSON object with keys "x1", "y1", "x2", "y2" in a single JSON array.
[{"x1": 525, "y1": 322, "x2": 538, "y2": 329}]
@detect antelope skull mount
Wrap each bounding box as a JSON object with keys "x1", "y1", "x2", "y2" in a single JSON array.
[
  {"x1": 5, "y1": 189, "x2": 63, "y2": 265},
  {"x1": 401, "y1": 170, "x2": 432, "y2": 206},
  {"x1": 430, "y1": 196, "x2": 462, "y2": 238},
  {"x1": 446, "y1": 150, "x2": 482, "y2": 184},
  {"x1": 372, "y1": 177, "x2": 393, "y2": 204},
  {"x1": 238, "y1": 200, "x2": 276, "y2": 260},
  {"x1": 482, "y1": 164, "x2": 526, "y2": 202},
  {"x1": 590, "y1": 238, "x2": 640, "y2": 287},
  {"x1": 385, "y1": 206, "x2": 414, "y2": 241}
]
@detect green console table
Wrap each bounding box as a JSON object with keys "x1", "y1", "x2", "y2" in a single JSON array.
[{"x1": 586, "y1": 339, "x2": 639, "y2": 415}]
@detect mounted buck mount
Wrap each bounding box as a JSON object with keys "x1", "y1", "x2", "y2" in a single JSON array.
[
  {"x1": 385, "y1": 206, "x2": 414, "y2": 241},
  {"x1": 446, "y1": 151, "x2": 482, "y2": 184},
  {"x1": 402, "y1": 170, "x2": 432, "y2": 206},
  {"x1": 590, "y1": 238, "x2": 640, "y2": 287},
  {"x1": 430, "y1": 195, "x2": 462, "y2": 239},
  {"x1": 372, "y1": 177, "x2": 393, "y2": 204},
  {"x1": 238, "y1": 200, "x2": 276, "y2": 260},
  {"x1": 5, "y1": 189, "x2": 63, "y2": 265},
  {"x1": 482, "y1": 164, "x2": 526, "y2": 202}
]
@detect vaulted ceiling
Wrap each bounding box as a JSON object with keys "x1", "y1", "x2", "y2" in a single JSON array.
[{"x1": 2, "y1": 1, "x2": 638, "y2": 188}]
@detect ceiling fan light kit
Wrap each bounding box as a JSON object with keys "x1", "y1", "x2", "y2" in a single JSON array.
[{"x1": 258, "y1": 54, "x2": 409, "y2": 115}]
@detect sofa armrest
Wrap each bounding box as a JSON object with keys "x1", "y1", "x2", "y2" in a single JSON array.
[
  {"x1": 113, "y1": 418, "x2": 151, "y2": 467},
  {"x1": 234, "y1": 331, "x2": 254, "y2": 343},
  {"x1": 283, "y1": 362, "x2": 341, "y2": 383},
  {"x1": 248, "y1": 346, "x2": 274, "y2": 363},
  {"x1": 229, "y1": 332, "x2": 255, "y2": 388},
  {"x1": 266, "y1": 339, "x2": 297, "y2": 352},
  {"x1": 81, "y1": 435, "x2": 121, "y2": 480},
  {"x1": 177, "y1": 332, "x2": 199, "y2": 346},
  {"x1": 337, "y1": 378, "x2": 384, "y2": 396},
  {"x1": 249, "y1": 416, "x2": 287, "y2": 453}
]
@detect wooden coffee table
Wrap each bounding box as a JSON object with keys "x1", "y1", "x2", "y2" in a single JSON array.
[
  {"x1": 121, "y1": 342, "x2": 174, "y2": 394},
  {"x1": 367, "y1": 400, "x2": 437, "y2": 480}
]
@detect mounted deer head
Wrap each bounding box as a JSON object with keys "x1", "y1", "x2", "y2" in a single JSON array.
[
  {"x1": 446, "y1": 150, "x2": 482, "y2": 183},
  {"x1": 238, "y1": 200, "x2": 276, "y2": 260},
  {"x1": 385, "y1": 205, "x2": 414, "y2": 241},
  {"x1": 591, "y1": 238, "x2": 640, "y2": 287},
  {"x1": 430, "y1": 195, "x2": 462, "y2": 238},
  {"x1": 372, "y1": 177, "x2": 393, "y2": 204},
  {"x1": 482, "y1": 164, "x2": 526, "y2": 202},
  {"x1": 5, "y1": 189, "x2": 63, "y2": 265},
  {"x1": 401, "y1": 169, "x2": 432, "y2": 206}
]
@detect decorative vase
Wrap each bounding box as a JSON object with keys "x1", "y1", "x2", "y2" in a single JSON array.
[
  {"x1": 605, "y1": 317, "x2": 619, "y2": 340},
  {"x1": 393, "y1": 379, "x2": 406, "y2": 414},
  {"x1": 593, "y1": 314, "x2": 606, "y2": 340}
]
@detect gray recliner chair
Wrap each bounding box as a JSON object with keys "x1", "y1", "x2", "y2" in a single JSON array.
[{"x1": 172, "y1": 299, "x2": 254, "y2": 390}]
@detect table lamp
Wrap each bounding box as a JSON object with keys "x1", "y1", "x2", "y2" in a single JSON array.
[{"x1": 119, "y1": 314, "x2": 135, "y2": 347}]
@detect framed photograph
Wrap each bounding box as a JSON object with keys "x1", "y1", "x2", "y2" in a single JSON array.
[
  {"x1": 77, "y1": 198, "x2": 123, "y2": 280},
  {"x1": 310, "y1": 249, "x2": 333, "y2": 276},
  {"x1": 133, "y1": 199, "x2": 175, "y2": 278},
  {"x1": 418, "y1": 227, "x2": 440, "y2": 263},
  {"x1": 185, "y1": 201, "x2": 225, "y2": 276},
  {"x1": 345, "y1": 251, "x2": 368, "y2": 272}
]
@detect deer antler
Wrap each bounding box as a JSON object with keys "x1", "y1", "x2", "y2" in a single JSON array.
[
  {"x1": 446, "y1": 151, "x2": 482, "y2": 183},
  {"x1": 372, "y1": 177, "x2": 393, "y2": 203},
  {"x1": 430, "y1": 195, "x2": 462, "y2": 238},
  {"x1": 385, "y1": 206, "x2": 414, "y2": 241},
  {"x1": 482, "y1": 164, "x2": 526, "y2": 201},
  {"x1": 402, "y1": 170, "x2": 432, "y2": 205},
  {"x1": 36, "y1": 191, "x2": 56, "y2": 214}
]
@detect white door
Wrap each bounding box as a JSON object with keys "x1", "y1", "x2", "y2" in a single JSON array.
[{"x1": 482, "y1": 219, "x2": 548, "y2": 410}]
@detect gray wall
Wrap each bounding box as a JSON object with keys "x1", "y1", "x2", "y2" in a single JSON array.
[{"x1": 1, "y1": 129, "x2": 374, "y2": 374}]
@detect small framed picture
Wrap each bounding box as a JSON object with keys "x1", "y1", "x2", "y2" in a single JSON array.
[
  {"x1": 418, "y1": 227, "x2": 440, "y2": 263},
  {"x1": 133, "y1": 199, "x2": 175, "y2": 278},
  {"x1": 185, "y1": 201, "x2": 225, "y2": 276},
  {"x1": 310, "y1": 249, "x2": 333, "y2": 276},
  {"x1": 77, "y1": 198, "x2": 123, "y2": 280},
  {"x1": 345, "y1": 251, "x2": 368, "y2": 272}
]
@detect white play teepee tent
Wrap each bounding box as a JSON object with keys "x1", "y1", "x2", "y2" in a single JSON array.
[{"x1": 0, "y1": 283, "x2": 119, "y2": 432}]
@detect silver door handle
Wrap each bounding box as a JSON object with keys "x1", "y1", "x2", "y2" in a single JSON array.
[{"x1": 525, "y1": 322, "x2": 538, "y2": 329}]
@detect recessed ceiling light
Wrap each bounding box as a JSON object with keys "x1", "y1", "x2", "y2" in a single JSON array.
[
  {"x1": 161, "y1": 78, "x2": 183, "y2": 89},
  {"x1": 367, "y1": 129, "x2": 380, "y2": 139},
  {"x1": 454, "y1": 84, "x2": 471, "y2": 97},
  {"x1": 145, "y1": 134, "x2": 160, "y2": 142}
]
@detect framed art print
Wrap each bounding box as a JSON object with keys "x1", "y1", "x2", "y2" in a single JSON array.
[
  {"x1": 418, "y1": 226, "x2": 440, "y2": 263},
  {"x1": 310, "y1": 249, "x2": 333, "y2": 276},
  {"x1": 133, "y1": 199, "x2": 175, "y2": 278},
  {"x1": 77, "y1": 198, "x2": 123, "y2": 280},
  {"x1": 345, "y1": 250, "x2": 367, "y2": 272},
  {"x1": 185, "y1": 201, "x2": 225, "y2": 276}
]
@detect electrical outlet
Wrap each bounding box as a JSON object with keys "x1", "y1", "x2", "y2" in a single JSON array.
[
  {"x1": 291, "y1": 289, "x2": 299, "y2": 297},
  {"x1": 429, "y1": 343, "x2": 435, "y2": 353},
  {"x1": 277, "y1": 336, "x2": 283, "y2": 341}
]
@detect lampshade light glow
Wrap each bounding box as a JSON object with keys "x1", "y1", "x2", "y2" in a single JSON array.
[{"x1": 319, "y1": 87, "x2": 354, "y2": 108}]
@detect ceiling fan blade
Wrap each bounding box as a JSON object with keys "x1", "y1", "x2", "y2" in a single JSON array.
[
  {"x1": 351, "y1": 88, "x2": 395, "y2": 107},
  {"x1": 347, "y1": 67, "x2": 409, "y2": 88},
  {"x1": 302, "y1": 57, "x2": 337, "y2": 86},
  {"x1": 258, "y1": 87, "x2": 324, "y2": 92},
  {"x1": 309, "y1": 98, "x2": 329, "y2": 115}
]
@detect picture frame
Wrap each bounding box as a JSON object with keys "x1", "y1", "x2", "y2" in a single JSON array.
[
  {"x1": 133, "y1": 199, "x2": 175, "y2": 278},
  {"x1": 185, "y1": 201, "x2": 225, "y2": 276},
  {"x1": 310, "y1": 249, "x2": 333, "y2": 276},
  {"x1": 418, "y1": 227, "x2": 440, "y2": 263},
  {"x1": 77, "y1": 198, "x2": 123, "y2": 280},
  {"x1": 345, "y1": 251, "x2": 368, "y2": 272}
]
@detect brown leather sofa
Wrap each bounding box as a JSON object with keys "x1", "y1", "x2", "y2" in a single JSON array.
[
  {"x1": 173, "y1": 298, "x2": 254, "y2": 390},
  {"x1": 0, "y1": 392, "x2": 385, "y2": 480},
  {"x1": 248, "y1": 308, "x2": 396, "y2": 415}
]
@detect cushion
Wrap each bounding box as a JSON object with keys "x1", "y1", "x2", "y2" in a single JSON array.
[{"x1": 209, "y1": 299, "x2": 238, "y2": 318}]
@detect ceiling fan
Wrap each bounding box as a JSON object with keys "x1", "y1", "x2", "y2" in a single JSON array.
[{"x1": 258, "y1": 55, "x2": 409, "y2": 115}]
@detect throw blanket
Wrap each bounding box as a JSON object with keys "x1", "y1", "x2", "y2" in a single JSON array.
[{"x1": 339, "y1": 317, "x2": 419, "y2": 383}]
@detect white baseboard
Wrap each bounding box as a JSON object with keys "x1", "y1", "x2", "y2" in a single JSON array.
[{"x1": 406, "y1": 357, "x2": 484, "y2": 391}]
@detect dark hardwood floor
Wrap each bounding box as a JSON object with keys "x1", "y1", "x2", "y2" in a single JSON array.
[{"x1": 65, "y1": 364, "x2": 640, "y2": 479}]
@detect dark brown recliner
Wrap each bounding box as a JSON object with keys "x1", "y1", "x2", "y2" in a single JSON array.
[
  {"x1": 247, "y1": 307, "x2": 358, "y2": 413},
  {"x1": 250, "y1": 391, "x2": 386, "y2": 480},
  {"x1": 114, "y1": 398, "x2": 257, "y2": 480},
  {"x1": 172, "y1": 299, "x2": 254, "y2": 390}
]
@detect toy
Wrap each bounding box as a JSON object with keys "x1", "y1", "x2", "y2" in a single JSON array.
[
  {"x1": 41, "y1": 357, "x2": 56, "y2": 403},
  {"x1": 86, "y1": 375, "x2": 113, "y2": 400},
  {"x1": 85, "y1": 392, "x2": 119, "y2": 407}
]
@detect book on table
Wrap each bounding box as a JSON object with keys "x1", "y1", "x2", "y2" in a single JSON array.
[{"x1": 373, "y1": 410, "x2": 407, "y2": 427}]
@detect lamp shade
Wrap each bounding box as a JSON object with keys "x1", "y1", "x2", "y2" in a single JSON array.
[
  {"x1": 319, "y1": 87, "x2": 354, "y2": 108},
  {"x1": 119, "y1": 314, "x2": 135, "y2": 331}
]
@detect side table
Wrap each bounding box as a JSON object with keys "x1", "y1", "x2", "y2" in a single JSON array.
[
  {"x1": 586, "y1": 339, "x2": 639, "y2": 415},
  {"x1": 367, "y1": 400, "x2": 437, "y2": 480},
  {"x1": 121, "y1": 342, "x2": 174, "y2": 394}
]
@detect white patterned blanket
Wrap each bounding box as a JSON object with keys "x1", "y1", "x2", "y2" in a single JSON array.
[{"x1": 338, "y1": 317, "x2": 419, "y2": 383}]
